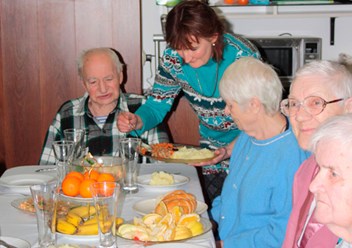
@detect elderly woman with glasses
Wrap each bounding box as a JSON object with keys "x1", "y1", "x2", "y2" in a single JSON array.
[
  {"x1": 211, "y1": 57, "x2": 309, "y2": 247},
  {"x1": 309, "y1": 114, "x2": 352, "y2": 248},
  {"x1": 281, "y1": 60, "x2": 352, "y2": 248}
]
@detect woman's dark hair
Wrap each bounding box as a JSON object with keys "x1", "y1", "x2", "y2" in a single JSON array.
[{"x1": 165, "y1": 1, "x2": 225, "y2": 62}]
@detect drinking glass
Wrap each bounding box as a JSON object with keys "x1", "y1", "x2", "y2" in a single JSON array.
[
  {"x1": 30, "y1": 182, "x2": 59, "y2": 248},
  {"x1": 52, "y1": 140, "x2": 74, "y2": 183},
  {"x1": 64, "y1": 128, "x2": 86, "y2": 160},
  {"x1": 119, "y1": 138, "x2": 141, "y2": 193},
  {"x1": 90, "y1": 182, "x2": 121, "y2": 248}
]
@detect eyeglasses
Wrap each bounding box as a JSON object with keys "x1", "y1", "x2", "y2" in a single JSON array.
[{"x1": 280, "y1": 96, "x2": 344, "y2": 116}]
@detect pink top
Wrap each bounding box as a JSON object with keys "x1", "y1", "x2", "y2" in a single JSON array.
[{"x1": 282, "y1": 155, "x2": 338, "y2": 248}]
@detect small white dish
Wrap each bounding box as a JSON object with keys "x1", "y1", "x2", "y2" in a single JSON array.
[
  {"x1": 0, "y1": 236, "x2": 31, "y2": 248},
  {"x1": 133, "y1": 198, "x2": 208, "y2": 216},
  {"x1": 0, "y1": 174, "x2": 55, "y2": 195},
  {"x1": 137, "y1": 174, "x2": 189, "y2": 191}
]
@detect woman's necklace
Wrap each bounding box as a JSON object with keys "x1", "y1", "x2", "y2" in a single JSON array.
[{"x1": 195, "y1": 62, "x2": 219, "y2": 97}]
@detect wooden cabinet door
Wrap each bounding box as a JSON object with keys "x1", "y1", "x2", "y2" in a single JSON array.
[{"x1": 0, "y1": 0, "x2": 141, "y2": 168}]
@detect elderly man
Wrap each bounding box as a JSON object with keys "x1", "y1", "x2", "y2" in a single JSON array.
[
  {"x1": 39, "y1": 47, "x2": 169, "y2": 164},
  {"x1": 281, "y1": 60, "x2": 352, "y2": 247},
  {"x1": 309, "y1": 114, "x2": 352, "y2": 248}
]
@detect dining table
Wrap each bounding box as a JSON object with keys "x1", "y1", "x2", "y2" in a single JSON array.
[{"x1": 0, "y1": 163, "x2": 216, "y2": 248}]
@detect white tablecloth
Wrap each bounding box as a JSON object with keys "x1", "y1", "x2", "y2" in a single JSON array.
[{"x1": 0, "y1": 164, "x2": 215, "y2": 248}]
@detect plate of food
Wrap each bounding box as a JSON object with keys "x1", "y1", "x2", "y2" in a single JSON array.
[
  {"x1": 116, "y1": 215, "x2": 212, "y2": 243},
  {"x1": 11, "y1": 197, "x2": 80, "y2": 215},
  {"x1": 137, "y1": 171, "x2": 189, "y2": 191},
  {"x1": 139, "y1": 143, "x2": 215, "y2": 164},
  {"x1": 0, "y1": 174, "x2": 56, "y2": 195},
  {"x1": 132, "y1": 190, "x2": 208, "y2": 216}
]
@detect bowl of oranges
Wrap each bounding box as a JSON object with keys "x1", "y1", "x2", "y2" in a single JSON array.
[{"x1": 60, "y1": 154, "x2": 123, "y2": 202}]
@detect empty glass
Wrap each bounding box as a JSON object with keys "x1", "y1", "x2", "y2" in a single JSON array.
[
  {"x1": 64, "y1": 128, "x2": 86, "y2": 160},
  {"x1": 119, "y1": 138, "x2": 141, "y2": 193},
  {"x1": 52, "y1": 140, "x2": 74, "y2": 183},
  {"x1": 30, "y1": 182, "x2": 59, "y2": 248},
  {"x1": 90, "y1": 182, "x2": 121, "y2": 248}
]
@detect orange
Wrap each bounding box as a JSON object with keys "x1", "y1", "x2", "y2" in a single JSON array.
[
  {"x1": 79, "y1": 179, "x2": 96, "y2": 198},
  {"x1": 83, "y1": 169, "x2": 100, "y2": 181},
  {"x1": 65, "y1": 171, "x2": 84, "y2": 182},
  {"x1": 99, "y1": 182, "x2": 117, "y2": 197},
  {"x1": 97, "y1": 173, "x2": 115, "y2": 182},
  {"x1": 62, "y1": 176, "x2": 81, "y2": 197}
]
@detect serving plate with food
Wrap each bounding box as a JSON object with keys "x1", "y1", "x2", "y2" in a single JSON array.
[
  {"x1": 11, "y1": 197, "x2": 79, "y2": 215},
  {"x1": 139, "y1": 143, "x2": 215, "y2": 163},
  {"x1": 59, "y1": 153, "x2": 123, "y2": 202},
  {"x1": 117, "y1": 190, "x2": 211, "y2": 243},
  {"x1": 137, "y1": 171, "x2": 189, "y2": 191}
]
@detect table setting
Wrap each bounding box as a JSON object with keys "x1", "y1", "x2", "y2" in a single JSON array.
[{"x1": 0, "y1": 143, "x2": 216, "y2": 247}]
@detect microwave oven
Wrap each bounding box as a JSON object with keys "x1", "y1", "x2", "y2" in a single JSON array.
[{"x1": 247, "y1": 36, "x2": 322, "y2": 89}]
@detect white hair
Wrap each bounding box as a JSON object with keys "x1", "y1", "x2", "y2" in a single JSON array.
[
  {"x1": 219, "y1": 57, "x2": 283, "y2": 115},
  {"x1": 310, "y1": 113, "x2": 352, "y2": 153},
  {"x1": 77, "y1": 47, "x2": 124, "y2": 79},
  {"x1": 290, "y1": 60, "x2": 352, "y2": 99}
]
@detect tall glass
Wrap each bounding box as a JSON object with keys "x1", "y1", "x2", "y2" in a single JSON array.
[
  {"x1": 90, "y1": 182, "x2": 121, "y2": 248},
  {"x1": 64, "y1": 128, "x2": 86, "y2": 160},
  {"x1": 30, "y1": 182, "x2": 59, "y2": 248},
  {"x1": 52, "y1": 140, "x2": 74, "y2": 183},
  {"x1": 119, "y1": 138, "x2": 141, "y2": 193}
]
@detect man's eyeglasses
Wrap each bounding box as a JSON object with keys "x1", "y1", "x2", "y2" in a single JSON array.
[{"x1": 280, "y1": 96, "x2": 344, "y2": 117}]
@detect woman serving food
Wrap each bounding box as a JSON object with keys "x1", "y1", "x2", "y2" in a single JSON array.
[{"x1": 117, "y1": 1, "x2": 259, "y2": 202}]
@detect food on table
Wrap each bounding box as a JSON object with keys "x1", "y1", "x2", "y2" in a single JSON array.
[
  {"x1": 56, "y1": 204, "x2": 124, "y2": 235},
  {"x1": 140, "y1": 143, "x2": 214, "y2": 160},
  {"x1": 61, "y1": 154, "x2": 118, "y2": 198},
  {"x1": 117, "y1": 190, "x2": 204, "y2": 241},
  {"x1": 149, "y1": 171, "x2": 175, "y2": 186},
  {"x1": 171, "y1": 146, "x2": 214, "y2": 160},
  {"x1": 17, "y1": 198, "x2": 77, "y2": 215},
  {"x1": 154, "y1": 190, "x2": 197, "y2": 215}
]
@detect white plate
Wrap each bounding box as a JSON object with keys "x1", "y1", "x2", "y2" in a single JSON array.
[
  {"x1": 0, "y1": 236, "x2": 30, "y2": 248},
  {"x1": 137, "y1": 174, "x2": 189, "y2": 191},
  {"x1": 133, "y1": 198, "x2": 208, "y2": 216},
  {"x1": 116, "y1": 218, "x2": 212, "y2": 244},
  {"x1": 0, "y1": 174, "x2": 56, "y2": 195},
  {"x1": 57, "y1": 232, "x2": 98, "y2": 241},
  {"x1": 59, "y1": 193, "x2": 94, "y2": 203}
]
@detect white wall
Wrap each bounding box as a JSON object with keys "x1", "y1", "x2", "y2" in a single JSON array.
[{"x1": 141, "y1": 1, "x2": 352, "y2": 89}]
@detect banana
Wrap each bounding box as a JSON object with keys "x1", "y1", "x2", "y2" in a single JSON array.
[
  {"x1": 66, "y1": 212, "x2": 83, "y2": 227},
  {"x1": 69, "y1": 205, "x2": 96, "y2": 219},
  {"x1": 82, "y1": 216, "x2": 97, "y2": 226},
  {"x1": 57, "y1": 218, "x2": 77, "y2": 235},
  {"x1": 76, "y1": 223, "x2": 99, "y2": 235}
]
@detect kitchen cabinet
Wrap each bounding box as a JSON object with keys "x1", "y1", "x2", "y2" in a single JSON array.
[{"x1": 0, "y1": 0, "x2": 141, "y2": 170}]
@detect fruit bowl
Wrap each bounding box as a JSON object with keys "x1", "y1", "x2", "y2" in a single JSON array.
[{"x1": 60, "y1": 155, "x2": 123, "y2": 201}]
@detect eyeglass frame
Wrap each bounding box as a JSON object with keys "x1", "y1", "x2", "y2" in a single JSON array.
[{"x1": 280, "y1": 96, "x2": 345, "y2": 116}]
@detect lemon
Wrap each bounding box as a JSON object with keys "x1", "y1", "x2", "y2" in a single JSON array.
[
  {"x1": 177, "y1": 213, "x2": 200, "y2": 226},
  {"x1": 174, "y1": 226, "x2": 193, "y2": 240},
  {"x1": 186, "y1": 221, "x2": 204, "y2": 236}
]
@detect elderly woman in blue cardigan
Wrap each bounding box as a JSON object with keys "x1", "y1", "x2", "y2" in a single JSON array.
[{"x1": 211, "y1": 57, "x2": 309, "y2": 247}]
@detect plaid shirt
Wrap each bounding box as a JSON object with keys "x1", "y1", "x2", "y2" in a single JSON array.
[{"x1": 39, "y1": 92, "x2": 169, "y2": 165}]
